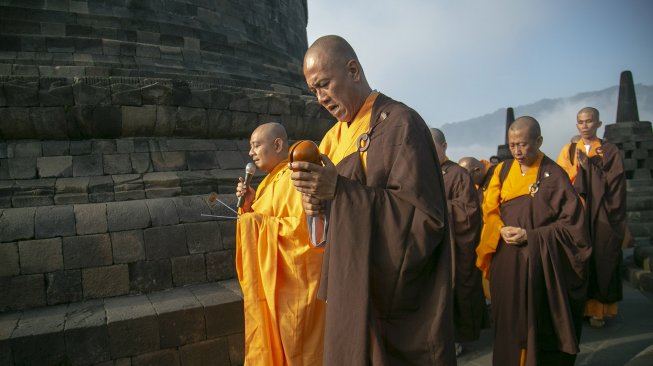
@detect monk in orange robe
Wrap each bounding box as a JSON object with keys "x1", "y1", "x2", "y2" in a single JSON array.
[
  {"x1": 235, "y1": 122, "x2": 324, "y2": 365},
  {"x1": 556, "y1": 107, "x2": 627, "y2": 328},
  {"x1": 290, "y1": 35, "x2": 454, "y2": 365},
  {"x1": 477, "y1": 117, "x2": 591, "y2": 365}
]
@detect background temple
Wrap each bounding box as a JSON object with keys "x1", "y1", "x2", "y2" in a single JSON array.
[{"x1": 0, "y1": 1, "x2": 333, "y2": 365}]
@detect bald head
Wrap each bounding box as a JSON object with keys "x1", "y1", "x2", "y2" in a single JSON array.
[
  {"x1": 509, "y1": 116, "x2": 541, "y2": 140},
  {"x1": 429, "y1": 128, "x2": 447, "y2": 163},
  {"x1": 303, "y1": 35, "x2": 372, "y2": 123},
  {"x1": 430, "y1": 128, "x2": 446, "y2": 144},
  {"x1": 458, "y1": 157, "x2": 486, "y2": 186},
  {"x1": 578, "y1": 107, "x2": 599, "y2": 121},
  {"x1": 249, "y1": 122, "x2": 289, "y2": 173},
  {"x1": 306, "y1": 35, "x2": 359, "y2": 68},
  {"x1": 508, "y1": 116, "x2": 543, "y2": 167}
]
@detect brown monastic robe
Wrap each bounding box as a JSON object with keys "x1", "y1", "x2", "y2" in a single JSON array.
[
  {"x1": 441, "y1": 160, "x2": 485, "y2": 342},
  {"x1": 478, "y1": 156, "x2": 591, "y2": 366},
  {"x1": 557, "y1": 140, "x2": 626, "y2": 305},
  {"x1": 319, "y1": 93, "x2": 455, "y2": 365}
]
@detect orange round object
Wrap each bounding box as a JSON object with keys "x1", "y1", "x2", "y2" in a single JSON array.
[{"x1": 289, "y1": 140, "x2": 321, "y2": 170}]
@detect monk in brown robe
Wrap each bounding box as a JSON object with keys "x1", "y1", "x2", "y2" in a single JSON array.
[
  {"x1": 459, "y1": 156, "x2": 497, "y2": 205},
  {"x1": 431, "y1": 129, "x2": 485, "y2": 356},
  {"x1": 556, "y1": 107, "x2": 627, "y2": 328},
  {"x1": 290, "y1": 35, "x2": 455, "y2": 365},
  {"x1": 476, "y1": 117, "x2": 592, "y2": 365},
  {"x1": 235, "y1": 122, "x2": 325, "y2": 365}
]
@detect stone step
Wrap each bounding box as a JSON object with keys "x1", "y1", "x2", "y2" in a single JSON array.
[
  {"x1": 634, "y1": 245, "x2": 653, "y2": 270},
  {"x1": 0, "y1": 280, "x2": 244, "y2": 366},
  {"x1": 627, "y1": 196, "x2": 653, "y2": 211},
  {"x1": 627, "y1": 179, "x2": 653, "y2": 189},
  {"x1": 625, "y1": 344, "x2": 653, "y2": 366},
  {"x1": 628, "y1": 223, "x2": 653, "y2": 237},
  {"x1": 626, "y1": 210, "x2": 653, "y2": 223},
  {"x1": 0, "y1": 195, "x2": 240, "y2": 312},
  {"x1": 631, "y1": 236, "x2": 652, "y2": 247}
]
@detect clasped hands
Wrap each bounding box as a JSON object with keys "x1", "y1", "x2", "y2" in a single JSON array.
[
  {"x1": 290, "y1": 154, "x2": 338, "y2": 217},
  {"x1": 500, "y1": 226, "x2": 527, "y2": 246}
]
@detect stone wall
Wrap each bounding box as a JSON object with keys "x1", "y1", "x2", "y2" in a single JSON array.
[{"x1": 0, "y1": 0, "x2": 309, "y2": 90}]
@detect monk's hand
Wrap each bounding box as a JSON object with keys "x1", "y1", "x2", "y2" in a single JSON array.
[
  {"x1": 500, "y1": 226, "x2": 527, "y2": 245},
  {"x1": 290, "y1": 154, "x2": 337, "y2": 201},
  {"x1": 302, "y1": 193, "x2": 325, "y2": 217},
  {"x1": 236, "y1": 177, "x2": 255, "y2": 211},
  {"x1": 576, "y1": 149, "x2": 588, "y2": 169}
]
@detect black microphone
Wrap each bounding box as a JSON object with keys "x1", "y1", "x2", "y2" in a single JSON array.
[{"x1": 237, "y1": 162, "x2": 257, "y2": 208}]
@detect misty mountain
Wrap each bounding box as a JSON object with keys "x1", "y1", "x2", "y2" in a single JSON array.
[{"x1": 440, "y1": 84, "x2": 653, "y2": 161}]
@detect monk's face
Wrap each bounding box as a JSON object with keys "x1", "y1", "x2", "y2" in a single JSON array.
[
  {"x1": 508, "y1": 128, "x2": 542, "y2": 167},
  {"x1": 249, "y1": 129, "x2": 282, "y2": 173},
  {"x1": 304, "y1": 52, "x2": 361, "y2": 122},
  {"x1": 576, "y1": 111, "x2": 601, "y2": 141}
]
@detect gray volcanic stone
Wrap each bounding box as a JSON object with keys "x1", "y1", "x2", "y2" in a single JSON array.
[
  {"x1": 103, "y1": 154, "x2": 132, "y2": 174},
  {"x1": 0, "y1": 207, "x2": 36, "y2": 242},
  {"x1": 144, "y1": 225, "x2": 188, "y2": 260},
  {"x1": 92, "y1": 140, "x2": 117, "y2": 154},
  {"x1": 55, "y1": 177, "x2": 89, "y2": 195},
  {"x1": 13, "y1": 142, "x2": 42, "y2": 157},
  {"x1": 105, "y1": 294, "x2": 159, "y2": 358},
  {"x1": 133, "y1": 349, "x2": 180, "y2": 366},
  {"x1": 173, "y1": 196, "x2": 212, "y2": 223},
  {"x1": 30, "y1": 107, "x2": 68, "y2": 139},
  {"x1": 146, "y1": 198, "x2": 180, "y2": 226},
  {"x1": 46, "y1": 270, "x2": 82, "y2": 305},
  {"x1": 180, "y1": 338, "x2": 231, "y2": 366},
  {"x1": 189, "y1": 283, "x2": 244, "y2": 338},
  {"x1": 154, "y1": 105, "x2": 176, "y2": 136},
  {"x1": 0, "y1": 242, "x2": 19, "y2": 276},
  {"x1": 37, "y1": 156, "x2": 73, "y2": 177},
  {"x1": 185, "y1": 222, "x2": 222, "y2": 253},
  {"x1": 64, "y1": 300, "x2": 111, "y2": 365},
  {"x1": 10, "y1": 304, "x2": 67, "y2": 365},
  {"x1": 206, "y1": 250, "x2": 235, "y2": 281},
  {"x1": 141, "y1": 83, "x2": 172, "y2": 105},
  {"x1": 82, "y1": 264, "x2": 129, "y2": 299},
  {"x1": 111, "y1": 83, "x2": 142, "y2": 106},
  {"x1": 171, "y1": 254, "x2": 206, "y2": 286},
  {"x1": 111, "y1": 230, "x2": 146, "y2": 263},
  {"x1": 0, "y1": 107, "x2": 34, "y2": 139},
  {"x1": 4, "y1": 81, "x2": 39, "y2": 107},
  {"x1": 0, "y1": 274, "x2": 45, "y2": 311},
  {"x1": 207, "y1": 109, "x2": 232, "y2": 138},
  {"x1": 148, "y1": 288, "x2": 205, "y2": 348},
  {"x1": 106, "y1": 200, "x2": 151, "y2": 231},
  {"x1": 73, "y1": 154, "x2": 103, "y2": 176},
  {"x1": 216, "y1": 151, "x2": 245, "y2": 169},
  {"x1": 74, "y1": 203, "x2": 108, "y2": 235},
  {"x1": 122, "y1": 105, "x2": 156, "y2": 136},
  {"x1": 143, "y1": 172, "x2": 179, "y2": 189},
  {"x1": 219, "y1": 221, "x2": 236, "y2": 249},
  {"x1": 116, "y1": 139, "x2": 135, "y2": 153},
  {"x1": 42, "y1": 141, "x2": 70, "y2": 156},
  {"x1": 18, "y1": 238, "x2": 63, "y2": 274},
  {"x1": 63, "y1": 234, "x2": 113, "y2": 269},
  {"x1": 129, "y1": 259, "x2": 173, "y2": 293},
  {"x1": 8, "y1": 157, "x2": 37, "y2": 179},
  {"x1": 35, "y1": 205, "x2": 75, "y2": 239},
  {"x1": 151, "y1": 151, "x2": 186, "y2": 171},
  {"x1": 187, "y1": 151, "x2": 219, "y2": 170},
  {"x1": 73, "y1": 82, "x2": 111, "y2": 105},
  {"x1": 131, "y1": 152, "x2": 152, "y2": 173},
  {"x1": 39, "y1": 84, "x2": 74, "y2": 106},
  {"x1": 175, "y1": 107, "x2": 207, "y2": 136},
  {"x1": 70, "y1": 140, "x2": 92, "y2": 155}
]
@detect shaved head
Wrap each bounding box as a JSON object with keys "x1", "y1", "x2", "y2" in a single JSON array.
[
  {"x1": 305, "y1": 35, "x2": 359, "y2": 68},
  {"x1": 249, "y1": 122, "x2": 289, "y2": 173},
  {"x1": 430, "y1": 128, "x2": 446, "y2": 144},
  {"x1": 578, "y1": 107, "x2": 599, "y2": 121},
  {"x1": 509, "y1": 116, "x2": 541, "y2": 140},
  {"x1": 252, "y1": 122, "x2": 288, "y2": 146},
  {"x1": 459, "y1": 156, "x2": 487, "y2": 186}
]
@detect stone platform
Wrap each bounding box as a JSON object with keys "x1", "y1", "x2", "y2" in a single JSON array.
[{"x1": 0, "y1": 280, "x2": 244, "y2": 366}]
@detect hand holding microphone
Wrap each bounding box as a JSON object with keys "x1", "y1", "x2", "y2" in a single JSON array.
[{"x1": 237, "y1": 162, "x2": 256, "y2": 209}]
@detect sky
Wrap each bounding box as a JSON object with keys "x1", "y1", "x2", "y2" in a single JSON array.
[{"x1": 305, "y1": 0, "x2": 653, "y2": 133}]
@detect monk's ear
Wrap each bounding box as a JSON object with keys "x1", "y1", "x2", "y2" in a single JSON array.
[
  {"x1": 346, "y1": 59, "x2": 361, "y2": 81},
  {"x1": 597, "y1": 120, "x2": 602, "y2": 129},
  {"x1": 535, "y1": 135, "x2": 543, "y2": 148},
  {"x1": 273, "y1": 138, "x2": 283, "y2": 153}
]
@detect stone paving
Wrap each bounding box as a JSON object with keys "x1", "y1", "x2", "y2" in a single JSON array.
[{"x1": 457, "y1": 280, "x2": 653, "y2": 366}]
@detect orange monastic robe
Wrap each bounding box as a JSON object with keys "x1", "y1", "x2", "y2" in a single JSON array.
[{"x1": 236, "y1": 159, "x2": 325, "y2": 366}]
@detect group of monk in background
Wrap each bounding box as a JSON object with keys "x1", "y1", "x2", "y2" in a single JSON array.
[{"x1": 233, "y1": 34, "x2": 626, "y2": 366}]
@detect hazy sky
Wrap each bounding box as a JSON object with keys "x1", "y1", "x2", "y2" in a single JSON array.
[{"x1": 305, "y1": 0, "x2": 653, "y2": 127}]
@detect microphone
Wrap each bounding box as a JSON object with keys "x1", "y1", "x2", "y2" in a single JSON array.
[{"x1": 237, "y1": 162, "x2": 257, "y2": 208}]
